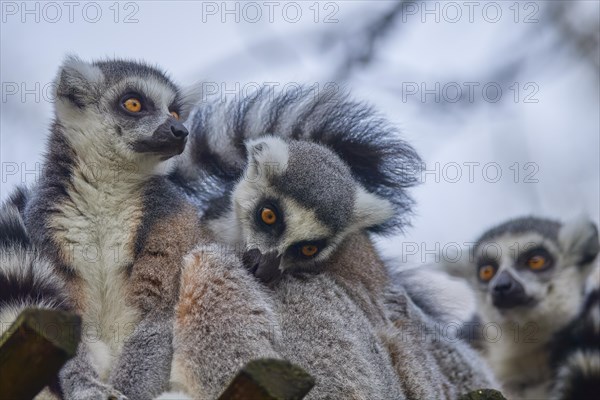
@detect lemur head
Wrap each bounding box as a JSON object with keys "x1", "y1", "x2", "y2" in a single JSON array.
[
  {"x1": 466, "y1": 216, "x2": 599, "y2": 327},
  {"x1": 215, "y1": 136, "x2": 393, "y2": 279},
  {"x1": 53, "y1": 56, "x2": 193, "y2": 166}
]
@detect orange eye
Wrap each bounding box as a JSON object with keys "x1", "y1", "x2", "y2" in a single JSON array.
[
  {"x1": 261, "y1": 208, "x2": 277, "y2": 225},
  {"x1": 479, "y1": 265, "x2": 496, "y2": 282},
  {"x1": 170, "y1": 111, "x2": 180, "y2": 120},
  {"x1": 527, "y1": 255, "x2": 546, "y2": 270},
  {"x1": 123, "y1": 98, "x2": 142, "y2": 113},
  {"x1": 301, "y1": 245, "x2": 319, "y2": 257}
]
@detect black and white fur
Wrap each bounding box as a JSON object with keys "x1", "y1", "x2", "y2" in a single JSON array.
[
  {"x1": 171, "y1": 86, "x2": 420, "y2": 233},
  {"x1": 549, "y1": 259, "x2": 600, "y2": 399},
  {"x1": 446, "y1": 216, "x2": 600, "y2": 399},
  {"x1": 0, "y1": 186, "x2": 71, "y2": 346},
  {"x1": 167, "y1": 88, "x2": 497, "y2": 398},
  {"x1": 17, "y1": 56, "x2": 199, "y2": 399},
  {"x1": 171, "y1": 87, "x2": 421, "y2": 279},
  {"x1": 0, "y1": 187, "x2": 73, "y2": 399}
]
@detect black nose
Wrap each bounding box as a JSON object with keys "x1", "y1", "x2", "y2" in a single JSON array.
[
  {"x1": 491, "y1": 271, "x2": 529, "y2": 308},
  {"x1": 492, "y1": 272, "x2": 514, "y2": 294},
  {"x1": 242, "y1": 249, "x2": 282, "y2": 284},
  {"x1": 170, "y1": 122, "x2": 188, "y2": 139}
]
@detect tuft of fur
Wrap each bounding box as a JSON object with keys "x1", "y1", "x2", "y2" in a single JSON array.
[
  {"x1": 389, "y1": 266, "x2": 478, "y2": 325},
  {"x1": 0, "y1": 187, "x2": 70, "y2": 334},
  {"x1": 171, "y1": 86, "x2": 421, "y2": 233},
  {"x1": 0, "y1": 188, "x2": 70, "y2": 397}
]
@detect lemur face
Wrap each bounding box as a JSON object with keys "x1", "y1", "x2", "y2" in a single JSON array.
[
  {"x1": 54, "y1": 56, "x2": 191, "y2": 162},
  {"x1": 470, "y1": 217, "x2": 599, "y2": 326},
  {"x1": 474, "y1": 232, "x2": 560, "y2": 310},
  {"x1": 229, "y1": 137, "x2": 392, "y2": 281}
]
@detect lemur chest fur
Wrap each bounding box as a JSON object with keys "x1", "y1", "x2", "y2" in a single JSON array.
[
  {"x1": 486, "y1": 323, "x2": 552, "y2": 392},
  {"x1": 51, "y1": 168, "x2": 145, "y2": 355}
]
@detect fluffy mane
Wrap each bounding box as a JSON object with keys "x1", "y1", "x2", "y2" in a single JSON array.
[{"x1": 170, "y1": 86, "x2": 421, "y2": 234}]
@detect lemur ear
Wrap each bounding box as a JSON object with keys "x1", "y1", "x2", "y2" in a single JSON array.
[
  {"x1": 177, "y1": 83, "x2": 203, "y2": 121},
  {"x1": 55, "y1": 55, "x2": 103, "y2": 109},
  {"x1": 244, "y1": 136, "x2": 289, "y2": 169},
  {"x1": 351, "y1": 187, "x2": 394, "y2": 231},
  {"x1": 559, "y1": 217, "x2": 600, "y2": 266}
]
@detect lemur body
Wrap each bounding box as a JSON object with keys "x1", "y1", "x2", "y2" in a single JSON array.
[
  {"x1": 167, "y1": 88, "x2": 497, "y2": 398},
  {"x1": 2, "y1": 56, "x2": 200, "y2": 399},
  {"x1": 446, "y1": 216, "x2": 600, "y2": 399}
]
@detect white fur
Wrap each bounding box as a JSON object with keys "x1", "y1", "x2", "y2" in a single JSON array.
[
  {"x1": 469, "y1": 231, "x2": 594, "y2": 399},
  {"x1": 0, "y1": 301, "x2": 58, "y2": 337},
  {"x1": 0, "y1": 246, "x2": 66, "y2": 336},
  {"x1": 50, "y1": 124, "x2": 153, "y2": 376},
  {"x1": 87, "y1": 339, "x2": 113, "y2": 381},
  {"x1": 399, "y1": 266, "x2": 478, "y2": 324},
  {"x1": 154, "y1": 391, "x2": 192, "y2": 400},
  {"x1": 352, "y1": 187, "x2": 394, "y2": 230},
  {"x1": 60, "y1": 55, "x2": 104, "y2": 85},
  {"x1": 243, "y1": 137, "x2": 289, "y2": 180},
  {"x1": 278, "y1": 196, "x2": 331, "y2": 251},
  {"x1": 110, "y1": 76, "x2": 176, "y2": 115},
  {"x1": 559, "y1": 216, "x2": 600, "y2": 265},
  {"x1": 232, "y1": 179, "x2": 331, "y2": 257}
]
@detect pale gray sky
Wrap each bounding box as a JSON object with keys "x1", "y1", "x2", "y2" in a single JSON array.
[{"x1": 1, "y1": 0, "x2": 598, "y2": 263}]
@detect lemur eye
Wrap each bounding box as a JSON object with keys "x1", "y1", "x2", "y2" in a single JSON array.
[
  {"x1": 301, "y1": 245, "x2": 319, "y2": 257},
  {"x1": 123, "y1": 97, "x2": 142, "y2": 113},
  {"x1": 527, "y1": 255, "x2": 547, "y2": 270},
  {"x1": 260, "y1": 208, "x2": 277, "y2": 225},
  {"x1": 170, "y1": 111, "x2": 180, "y2": 120},
  {"x1": 478, "y1": 265, "x2": 496, "y2": 282}
]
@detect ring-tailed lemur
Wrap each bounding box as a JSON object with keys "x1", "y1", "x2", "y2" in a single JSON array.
[
  {"x1": 2, "y1": 56, "x2": 201, "y2": 399},
  {"x1": 167, "y1": 88, "x2": 497, "y2": 399},
  {"x1": 445, "y1": 216, "x2": 600, "y2": 399}
]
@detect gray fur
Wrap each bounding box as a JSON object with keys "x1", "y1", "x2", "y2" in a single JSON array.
[
  {"x1": 171, "y1": 245, "x2": 282, "y2": 398},
  {"x1": 275, "y1": 141, "x2": 355, "y2": 232},
  {"x1": 170, "y1": 86, "x2": 421, "y2": 234},
  {"x1": 109, "y1": 315, "x2": 175, "y2": 399},
  {"x1": 447, "y1": 216, "x2": 600, "y2": 399},
  {"x1": 170, "y1": 109, "x2": 497, "y2": 398},
  {"x1": 19, "y1": 56, "x2": 198, "y2": 399},
  {"x1": 385, "y1": 283, "x2": 498, "y2": 398},
  {"x1": 475, "y1": 216, "x2": 562, "y2": 248},
  {"x1": 0, "y1": 188, "x2": 72, "y2": 398}
]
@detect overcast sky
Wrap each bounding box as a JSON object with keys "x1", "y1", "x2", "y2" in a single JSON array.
[{"x1": 1, "y1": 0, "x2": 598, "y2": 265}]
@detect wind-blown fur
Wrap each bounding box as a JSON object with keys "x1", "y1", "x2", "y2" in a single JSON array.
[{"x1": 171, "y1": 86, "x2": 421, "y2": 233}]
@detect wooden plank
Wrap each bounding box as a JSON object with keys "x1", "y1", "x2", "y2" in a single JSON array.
[
  {"x1": 218, "y1": 358, "x2": 315, "y2": 400},
  {"x1": 0, "y1": 308, "x2": 81, "y2": 399}
]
